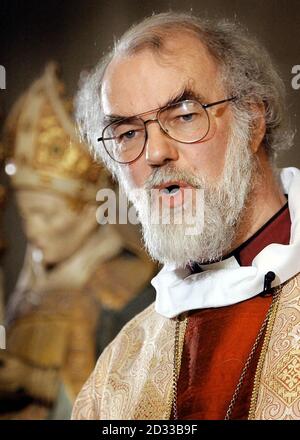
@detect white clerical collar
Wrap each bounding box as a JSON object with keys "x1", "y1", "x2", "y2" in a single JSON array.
[
  {"x1": 152, "y1": 167, "x2": 300, "y2": 318},
  {"x1": 198, "y1": 255, "x2": 240, "y2": 271}
]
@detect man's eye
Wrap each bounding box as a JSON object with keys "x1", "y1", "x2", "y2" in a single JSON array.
[
  {"x1": 123, "y1": 130, "x2": 136, "y2": 139},
  {"x1": 117, "y1": 130, "x2": 137, "y2": 141},
  {"x1": 179, "y1": 113, "x2": 195, "y2": 122}
]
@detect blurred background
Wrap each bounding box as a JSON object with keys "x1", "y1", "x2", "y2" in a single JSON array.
[{"x1": 0, "y1": 0, "x2": 299, "y2": 419}]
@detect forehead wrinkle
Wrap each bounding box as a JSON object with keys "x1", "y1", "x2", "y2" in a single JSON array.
[
  {"x1": 101, "y1": 42, "x2": 220, "y2": 124},
  {"x1": 103, "y1": 83, "x2": 207, "y2": 125}
]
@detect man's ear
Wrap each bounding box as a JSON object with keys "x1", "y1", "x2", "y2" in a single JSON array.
[{"x1": 249, "y1": 102, "x2": 266, "y2": 154}]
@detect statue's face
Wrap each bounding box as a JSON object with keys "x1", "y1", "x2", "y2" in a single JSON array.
[{"x1": 16, "y1": 189, "x2": 97, "y2": 265}]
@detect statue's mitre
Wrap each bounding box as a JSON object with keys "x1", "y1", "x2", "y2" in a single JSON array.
[{"x1": 3, "y1": 63, "x2": 109, "y2": 202}]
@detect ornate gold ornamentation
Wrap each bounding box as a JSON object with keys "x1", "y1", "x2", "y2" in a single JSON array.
[
  {"x1": 273, "y1": 349, "x2": 300, "y2": 403},
  {"x1": 223, "y1": 287, "x2": 282, "y2": 419},
  {"x1": 3, "y1": 63, "x2": 111, "y2": 204},
  {"x1": 72, "y1": 273, "x2": 300, "y2": 420},
  {"x1": 249, "y1": 273, "x2": 300, "y2": 419},
  {"x1": 72, "y1": 304, "x2": 175, "y2": 420},
  {"x1": 169, "y1": 314, "x2": 188, "y2": 420}
]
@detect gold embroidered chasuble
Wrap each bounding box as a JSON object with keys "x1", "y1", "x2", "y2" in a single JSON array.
[{"x1": 72, "y1": 272, "x2": 300, "y2": 420}]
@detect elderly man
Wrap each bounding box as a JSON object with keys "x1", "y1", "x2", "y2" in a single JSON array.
[{"x1": 72, "y1": 12, "x2": 300, "y2": 420}]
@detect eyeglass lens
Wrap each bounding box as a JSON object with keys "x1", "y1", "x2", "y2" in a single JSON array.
[{"x1": 103, "y1": 100, "x2": 209, "y2": 163}]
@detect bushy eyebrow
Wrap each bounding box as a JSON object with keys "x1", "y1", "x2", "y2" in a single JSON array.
[
  {"x1": 102, "y1": 86, "x2": 206, "y2": 126},
  {"x1": 162, "y1": 87, "x2": 205, "y2": 107}
]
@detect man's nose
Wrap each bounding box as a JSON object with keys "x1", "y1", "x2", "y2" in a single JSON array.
[{"x1": 144, "y1": 120, "x2": 179, "y2": 166}]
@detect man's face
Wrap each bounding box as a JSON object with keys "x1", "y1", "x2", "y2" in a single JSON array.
[
  {"x1": 101, "y1": 35, "x2": 255, "y2": 266},
  {"x1": 102, "y1": 35, "x2": 233, "y2": 188}
]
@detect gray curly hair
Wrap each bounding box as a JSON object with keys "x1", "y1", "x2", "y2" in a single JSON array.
[{"x1": 76, "y1": 11, "x2": 293, "y2": 174}]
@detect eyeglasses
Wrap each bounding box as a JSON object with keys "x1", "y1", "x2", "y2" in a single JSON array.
[{"x1": 97, "y1": 96, "x2": 237, "y2": 164}]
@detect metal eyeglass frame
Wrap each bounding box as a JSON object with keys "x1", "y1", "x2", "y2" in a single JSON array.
[{"x1": 97, "y1": 96, "x2": 237, "y2": 164}]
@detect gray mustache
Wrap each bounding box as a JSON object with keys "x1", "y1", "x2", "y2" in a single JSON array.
[{"x1": 144, "y1": 166, "x2": 201, "y2": 190}]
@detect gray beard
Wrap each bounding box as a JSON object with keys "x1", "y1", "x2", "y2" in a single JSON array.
[{"x1": 121, "y1": 119, "x2": 258, "y2": 268}]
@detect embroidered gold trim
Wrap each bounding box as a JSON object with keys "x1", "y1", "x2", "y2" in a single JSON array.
[
  {"x1": 248, "y1": 287, "x2": 282, "y2": 419},
  {"x1": 72, "y1": 273, "x2": 300, "y2": 420},
  {"x1": 168, "y1": 314, "x2": 188, "y2": 419}
]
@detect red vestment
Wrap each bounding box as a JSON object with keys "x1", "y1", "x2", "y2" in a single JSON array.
[{"x1": 176, "y1": 203, "x2": 290, "y2": 419}]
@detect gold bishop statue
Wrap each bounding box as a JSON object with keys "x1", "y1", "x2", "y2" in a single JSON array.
[{"x1": 0, "y1": 63, "x2": 156, "y2": 419}]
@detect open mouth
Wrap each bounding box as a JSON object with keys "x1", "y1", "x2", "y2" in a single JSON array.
[
  {"x1": 160, "y1": 184, "x2": 181, "y2": 195},
  {"x1": 152, "y1": 181, "x2": 194, "y2": 208},
  {"x1": 155, "y1": 181, "x2": 190, "y2": 194},
  {"x1": 153, "y1": 180, "x2": 195, "y2": 208}
]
